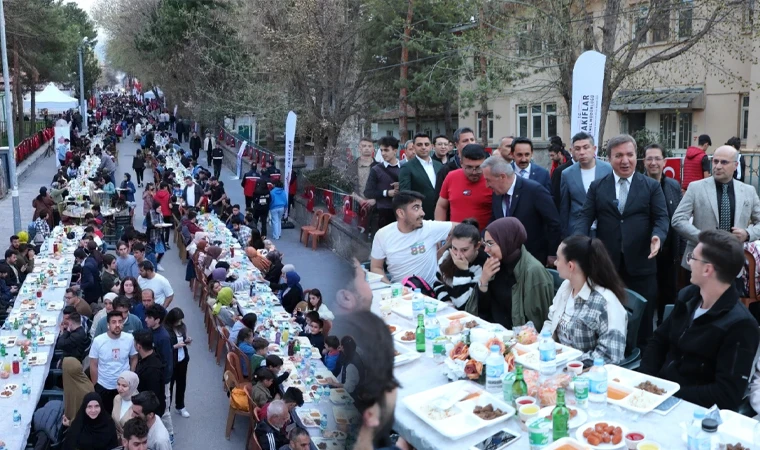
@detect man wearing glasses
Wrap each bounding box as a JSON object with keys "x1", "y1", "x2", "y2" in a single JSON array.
[
  {"x1": 672, "y1": 145, "x2": 760, "y2": 286},
  {"x1": 435, "y1": 144, "x2": 492, "y2": 230}
]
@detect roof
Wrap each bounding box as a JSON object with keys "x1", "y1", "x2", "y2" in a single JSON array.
[{"x1": 610, "y1": 87, "x2": 705, "y2": 111}]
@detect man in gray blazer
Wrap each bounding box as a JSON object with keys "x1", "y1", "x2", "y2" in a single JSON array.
[
  {"x1": 672, "y1": 145, "x2": 760, "y2": 272},
  {"x1": 559, "y1": 132, "x2": 612, "y2": 237}
]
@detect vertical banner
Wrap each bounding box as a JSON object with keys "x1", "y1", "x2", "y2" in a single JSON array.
[
  {"x1": 571, "y1": 51, "x2": 606, "y2": 151},
  {"x1": 284, "y1": 111, "x2": 297, "y2": 218},
  {"x1": 173, "y1": 105, "x2": 178, "y2": 117},
  {"x1": 54, "y1": 126, "x2": 71, "y2": 168},
  {"x1": 235, "y1": 140, "x2": 247, "y2": 180}
]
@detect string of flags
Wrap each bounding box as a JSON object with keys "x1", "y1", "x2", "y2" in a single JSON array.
[
  {"x1": 217, "y1": 126, "x2": 277, "y2": 168},
  {"x1": 301, "y1": 185, "x2": 370, "y2": 233}
]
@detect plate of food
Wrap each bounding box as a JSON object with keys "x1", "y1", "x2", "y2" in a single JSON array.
[
  {"x1": 387, "y1": 324, "x2": 399, "y2": 335},
  {"x1": 4, "y1": 383, "x2": 18, "y2": 392},
  {"x1": 544, "y1": 437, "x2": 589, "y2": 449},
  {"x1": 394, "y1": 342, "x2": 421, "y2": 367},
  {"x1": 311, "y1": 438, "x2": 343, "y2": 450},
  {"x1": 20, "y1": 301, "x2": 37, "y2": 311},
  {"x1": 27, "y1": 353, "x2": 48, "y2": 366},
  {"x1": 295, "y1": 409, "x2": 322, "y2": 427},
  {"x1": 46, "y1": 302, "x2": 64, "y2": 311},
  {"x1": 36, "y1": 333, "x2": 56, "y2": 346},
  {"x1": 393, "y1": 330, "x2": 416, "y2": 344},
  {"x1": 604, "y1": 364, "x2": 680, "y2": 414},
  {"x1": 38, "y1": 317, "x2": 56, "y2": 327},
  {"x1": 513, "y1": 342, "x2": 582, "y2": 372},
  {"x1": 319, "y1": 430, "x2": 347, "y2": 440},
  {"x1": 576, "y1": 421, "x2": 628, "y2": 449},
  {"x1": 315, "y1": 374, "x2": 338, "y2": 385},
  {"x1": 0, "y1": 336, "x2": 17, "y2": 347},
  {"x1": 0, "y1": 388, "x2": 13, "y2": 398},
  {"x1": 333, "y1": 405, "x2": 361, "y2": 427},
  {"x1": 329, "y1": 388, "x2": 353, "y2": 405},
  {"x1": 539, "y1": 405, "x2": 587, "y2": 429}
]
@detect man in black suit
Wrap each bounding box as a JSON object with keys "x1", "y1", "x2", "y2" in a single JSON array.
[
  {"x1": 511, "y1": 137, "x2": 552, "y2": 193},
  {"x1": 482, "y1": 155, "x2": 561, "y2": 266},
  {"x1": 574, "y1": 134, "x2": 669, "y2": 346},
  {"x1": 399, "y1": 133, "x2": 442, "y2": 220}
]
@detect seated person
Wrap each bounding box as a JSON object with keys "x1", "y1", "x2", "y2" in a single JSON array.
[
  {"x1": 236, "y1": 328, "x2": 256, "y2": 378},
  {"x1": 264, "y1": 355, "x2": 289, "y2": 399},
  {"x1": 542, "y1": 236, "x2": 628, "y2": 366},
  {"x1": 303, "y1": 289, "x2": 334, "y2": 320},
  {"x1": 640, "y1": 230, "x2": 760, "y2": 411},
  {"x1": 229, "y1": 312, "x2": 257, "y2": 344},
  {"x1": 251, "y1": 367, "x2": 275, "y2": 407},
  {"x1": 304, "y1": 318, "x2": 325, "y2": 354},
  {"x1": 254, "y1": 400, "x2": 289, "y2": 450},
  {"x1": 295, "y1": 310, "x2": 319, "y2": 329},
  {"x1": 280, "y1": 427, "x2": 311, "y2": 450},
  {"x1": 322, "y1": 336, "x2": 341, "y2": 375},
  {"x1": 259, "y1": 388, "x2": 304, "y2": 433},
  {"x1": 249, "y1": 337, "x2": 269, "y2": 372},
  {"x1": 433, "y1": 221, "x2": 488, "y2": 314}
]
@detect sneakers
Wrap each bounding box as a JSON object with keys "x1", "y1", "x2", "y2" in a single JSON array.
[
  {"x1": 170, "y1": 434, "x2": 175, "y2": 446},
  {"x1": 157, "y1": 264, "x2": 166, "y2": 272},
  {"x1": 178, "y1": 408, "x2": 190, "y2": 418}
]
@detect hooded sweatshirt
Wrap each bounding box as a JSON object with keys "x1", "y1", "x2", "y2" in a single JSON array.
[{"x1": 682, "y1": 146, "x2": 708, "y2": 191}]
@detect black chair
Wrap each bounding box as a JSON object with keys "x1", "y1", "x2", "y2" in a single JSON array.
[
  {"x1": 619, "y1": 288, "x2": 647, "y2": 369},
  {"x1": 546, "y1": 268, "x2": 564, "y2": 294}
]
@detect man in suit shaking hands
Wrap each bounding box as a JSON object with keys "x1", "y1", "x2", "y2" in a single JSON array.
[
  {"x1": 574, "y1": 134, "x2": 669, "y2": 346},
  {"x1": 511, "y1": 137, "x2": 552, "y2": 193},
  {"x1": 399, "y1": 133, "x2": 442, "y2": 220}
]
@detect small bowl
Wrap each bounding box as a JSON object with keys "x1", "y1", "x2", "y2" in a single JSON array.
[
  {"x1": 515, "y1": 396, "x2": 537, "y2": 407},
  {"x1": 625, "y1": 432, "x2": 646, "y2": 450},
  {"x1": 566, "y1": 361, "x2": 583, "y2": 376},
  {"x1": 518, "y1": 403, "x2": 540, "y2": 422},
  {"x1": 636, "y1": 441, "x2": 660, "y2": 450}
]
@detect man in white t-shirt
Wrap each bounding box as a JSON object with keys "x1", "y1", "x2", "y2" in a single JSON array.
[
  {"x1": 89, "y1": 310, "x2": 138, "y2": 414},
  {"x1": 132, "y1": 391, "x2": 172, "y2": 450},
  {"x1": 370, "y1": 190, "x2": 455, "y2": 286},
  {"x1": 138, "y1": 260, "x2": 174, "y2": 308}
]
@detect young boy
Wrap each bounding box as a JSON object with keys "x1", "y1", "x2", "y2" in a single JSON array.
[
  {"x1": 297, "y1": 310, "x2": 320, "y2": 329},
  {"x1": 306, "y1": 318, "x2": 325, "y2": 354},
  {"x1": 264, "y1": 355, "x2": 289, "y2": 398},
  {"x1": 322, "y1": 335, "x2": 340, "y2": 374},
  {"x1": 250, "y1": 337, "x2": 269, "y2": 370}
]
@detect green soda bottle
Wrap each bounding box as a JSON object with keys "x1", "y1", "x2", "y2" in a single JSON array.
[
  {"x1": 511, "y1": 364, "x2": 528, "y2": 407},
  {"x1": 415, "y1": 314, "x2": 425, "y2": 353},
  {"x1": 552, "y1": 388, "x2": 570, "y2": 440}
]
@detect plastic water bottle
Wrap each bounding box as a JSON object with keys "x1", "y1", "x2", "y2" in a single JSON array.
[
  {"x1": 22, "y1": 360, "x2": 30, "y2": 379},
  {"x1": 22, "y1": 383, "x2": 29, "y2": 401},
  {"x1": 588, "y1": 358, "x2": 608, "y2": 417},
  {"x1": 700, "y1": 419, "x2": 721, "y2": 450},
  {"x1": 424, "y1": 309, "x2": 440, "y2": 352},
  {"x1": 538, "y1": 330, "x2": 557, "y2": 376},
  {"x1": 320, "y1": 413, "x2": 328, "y2": 434},
  {"x1": 12, "y1": 409, "x2": 21, "y2": 428},
  {"x1": 411, "y1": 288, "x2": 424, "y2": 319},
  {"x1": 687, "y1": 409, "x2": 707, "y2": 450},
  {"x1": 485, "y1": 345, "x2": 505, "y2": 394}
]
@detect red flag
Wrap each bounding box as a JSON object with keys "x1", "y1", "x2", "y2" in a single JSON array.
[
  {"x1": 664, "y1": 157, "x2": 682, "y2": 184},
  {"x1": 358, "y1": 204, "x2": 370, "y2": 232},
  {"x1": 323, "y1": 191, "x2": 336, "y2": 215},
  {"x1": 342, "y1": 196, "x2": 356, "y2": 225},
  {"x1": 304, "y1": 186, "x2": 315, "y2": 212}
]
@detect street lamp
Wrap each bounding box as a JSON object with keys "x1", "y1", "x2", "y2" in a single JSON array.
[
  {"x1": 78, "y1": 37, "x2": 88, "y2": 130},
  {"x1": 0, "y1": 0, "x2": 21, "y2": 232}
]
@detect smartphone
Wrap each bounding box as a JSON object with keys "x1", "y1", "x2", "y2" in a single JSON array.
[
  {"x1": 470, "y1": 429, "x2": 520, "y2": 450},
  {"x1": 652, "y1": 396, "x2": 681, "y2": 415}
]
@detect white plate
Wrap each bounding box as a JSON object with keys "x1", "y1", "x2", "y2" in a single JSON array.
[
  {"x1": 513, "y1": 342, "x2": 583, "y2": 371},
  {"x1": 575, "y1": 421, "x2": 628, "y2": 449},
  {"x1": 394, "y1": 342, "x2": 421, "y2": 367},
  {"x1": 329, "y1": 388, "x2": 353, "y2": 405},
  {"x1": 35, "y1": 334, "x2": 56, "y2": 346},
  {"x1": 364, "y1": 270, "x2": 384, "y2": 284},
  {"x1": 391, "y1": 295, "x2": 450, "y2": 320},
  {"x1": 604, "y1": 364, "x2": 680, "y2": 414},
  {"x1": 402, "y1": 380, "x2": 516, "y2": 440},
  {"x1": 545, "y1": 437, "x2": 589, "y2": 449},
  {"x1": 539, "y1": 405, "x2": 588, "y2": 429},
  {"x1": 27, "y1": 352, "x2": 48, "y2": 366},
  {"x1": 719, "y1": 409, "x2": 756, "y2": 446},
  {"x1": 0, "y1": 336, "x2": 17, "y2": 347},
  {"x1": 311, "y1": 438, "x2": 343, "y2": 450},
  {"x1": 295, "y1": 408, "x2": 322, "y2": 427},
  {"x1": 46, "y1": 302, "x2": 64, "y2": 311},
  {"x1": 393, "y1": 330, "x2": 417, "y2": 344},
  {"x1": 332, "y1": 405, "x2": 360, "y2": 427}
]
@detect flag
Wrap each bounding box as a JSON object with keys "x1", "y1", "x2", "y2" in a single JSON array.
[{"x1": 571, "y1": 51, "x2": 606, "y2": 151}]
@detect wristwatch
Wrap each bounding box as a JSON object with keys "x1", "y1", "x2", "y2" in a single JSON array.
[{"x1": 478, "y1": 279, "x2": 488, "y2": 289}]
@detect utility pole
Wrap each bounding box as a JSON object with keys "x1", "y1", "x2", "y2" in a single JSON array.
[
  {"x1": 0, "y1": 0, "x2": 21, "y2": 233},
  {"x1": 78, "y1": 37, "x2": 88, "y2": 130},
  {"x1": 399, "y1": 0, "x2": 413, "y2": 144}
]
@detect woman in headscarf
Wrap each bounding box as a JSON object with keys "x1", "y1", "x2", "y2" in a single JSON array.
[
  {"x1": 62, "y1": 357, "x2": 95, "y2": 426},
  {"x1": 63, "y1": 392, "x2": 119, "y2": 450},
  {"x1": 280, "y1": 270, "x2": 303, "y2": 314},
  {"x1": 202, "y1": 245, "x2": 223, "y2": 277},
  {"x1": 111, "y1": 371, "x2": 139, "y2": 439},
  {"x1": 481, "y1": 217, "x2": 554, "y2": 328},
  {"x1": 264, "y1": 250, "x2": 284, "y2": 290},
  {"x1": 212, "y1": 286, "x2": 239, "y2": 326},
  {"x1": 185, "y1": 232, "x2": 208, "y2": 284},
  {"x1": 245, "y1": 230, "x2": 271, "y2": 272}
]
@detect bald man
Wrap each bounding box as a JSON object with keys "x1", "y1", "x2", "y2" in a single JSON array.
[
  {"x1": 494, "y1": 136, "x2": 514, "y2": 162},
  {"x1": 673, "y1": 145, "x2": 760, "y2": 271}
]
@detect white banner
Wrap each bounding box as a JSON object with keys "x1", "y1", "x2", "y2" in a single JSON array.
[
  {"x1": 54, "y1": 126, "x2": 71, "y2": 168},
  {"x1": 173, "y1": 105, "x2": 178, "y2": 117},
  {"x1": 284, "y1": 111, "x2": 297, "y2": 218},
  {"x1": 571, "y1": 51, "x2": 606, "y2": 151},
  {"x1": 235, "y1": 140, "x2": 247, "y2": 180}
]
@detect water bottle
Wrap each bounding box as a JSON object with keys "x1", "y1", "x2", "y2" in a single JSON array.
[
  {"x1": 424, "y1": 309, "x2": 440, "y2": 352},
  {"x1": 687, "y1": 409, "x2": 707, "y2": 450},
  {"x1": 12, "y1": 409, "x2": 21, "y2": 428},
  {"x1": 538, "y1": 330, "x2": 557, "y2": 376},
  {"x1": 485, "y1": 345, "x2": 505, "y2": 394},
  {"x1": 700, "y1": 419, "x2": 721, "y2": 450},
  {"x1": 411, "y1": 288, "x2": 424, "y2": 319},
  {"x1": 22, "y1": 383, "x2": 29, "y2": 401},
  {"x1": 588, "y1": 358, "x2": 608, "y2": 417},
  {"x1": 320, "y1": 413, "x2": 328, "y2": 434},
  {"x1": 22, "y1": 360, "x2": 30, "y2": 380}
]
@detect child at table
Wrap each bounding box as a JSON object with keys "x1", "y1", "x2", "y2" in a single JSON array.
[
  {"x1": 305, "y1": 318, "x2": 325, "y2": 354},
  {"x1": 251, "y1": 367, "x2": 276, "y2": 407},
  {"x1": 249, "y1": 337, "x2": 269, "y2": 372},
  {"x1": 264, "y1": 355, "x2": 289, "y2": 399},
  {"x1": 322, "y1": 336, "x2": 340, "y2": 375},
  {"x1": 237, "y1": 328, "x2": 256, "y2": 378}
]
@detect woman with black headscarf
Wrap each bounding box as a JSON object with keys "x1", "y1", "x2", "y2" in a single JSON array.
[
  {"x1": 481, "y1": 217, "x2": 554, "y2": 328},
  {"x1": 63, "y1": 392, "x2": 119, "y2": 450}
]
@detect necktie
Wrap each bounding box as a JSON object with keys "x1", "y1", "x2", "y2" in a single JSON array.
[
  {"x1": 719, "y1": 183, "x2": 731, "y2": 231},
  {"x1": 520, "y1": 169, "x2": 528, "y2": 179},
  {"x1": 503, "y1": 194, "x2": 511, "y2": 217},
  {"x1": 617, "y1": 178, "x2": 628, "y2": 214}
]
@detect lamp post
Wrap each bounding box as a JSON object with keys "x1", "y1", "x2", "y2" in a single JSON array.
[
  {"x1": 0, "y1": 0, "x2": 21, "y2": 233},
  {"x1": 78, "y1": 37, "x2": 88, "y2": 131}
]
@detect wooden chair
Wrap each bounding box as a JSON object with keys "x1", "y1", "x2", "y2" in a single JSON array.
[
  {"x1": 300, "y1": 209, "x2": 324, "y2": 245},
  {"x1": 216, "y1": 325, "x2": 230, "y2": 366},
  {"x1": 244, "y1": 385, "x2": 259, "y2": 449},
  {"x1": 177, "y1": 235, "x2": 187, "y2": 264},
  {"x1": 306, "y1": 213, "x2": 332, "y2": 250},
  {"x1": 233, "y1": 346, "x2": 251, "y2": 382},
  {"x1": 223, "y1": 369, "x2": 251, "y2": 440},
  {"x1": 741, "y1": 249, "x2": 758, "y2": 308},
  {"x1": 322, "y1": 319, "x2": 332, "y2": 337},
  {"x1": 249, "y1": 434, "x2": 263, "y2": 450}
]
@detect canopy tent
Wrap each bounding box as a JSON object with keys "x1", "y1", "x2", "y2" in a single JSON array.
[
  {"x1": 22, "y1": 83, "x2": 79, "y2": 113},
  {"x1": 142, "y1": 87, "x2": 164, "y2": 100}
]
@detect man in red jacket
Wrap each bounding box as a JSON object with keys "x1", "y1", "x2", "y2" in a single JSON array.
[{"x1": 681, "y1": 134, "x2": 711, "y2": 192}]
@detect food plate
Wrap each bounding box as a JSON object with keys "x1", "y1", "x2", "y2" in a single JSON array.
[
  {"x1": 539, "y1": 405, "x2": 587, "y2": 429},
  {"x1": 38, "y1": 317, "x2": 56, "y2": 327},
  {"x1": 718, "y1": 409, "x2": 756, "y2": 446},
  {"x1": 27, "y1": 352, "x2": 48, "y2": 366},
  {"x1": 295, "y1": 408, "x2": 322, "y2": 427},
  {"x1": 315, "y1": 373, "x2": 337, "y2": 385},
  {"x1": 329, "y1": 388, "x2": 353, "y2": 405},
  {"x1": 604, "y1": 364, "x2": 680, "y2": 414},
  {"x1": 0, "y1": 388, "x2": 13, "y2": 398},
  {"x1": 4, "y1": 383, "x2": 18, "y2": 391},
  {"x1": 394, "y1": 342, "x2": 421, "y2": 367},
  {"x1": 0, "y1": 336, "x2": 17, "y2": 347},
  {"x1": 544, "y1": 437, "x2": 588, "y2": 449},
  {"x1": 402, "y1": 380, "x2": 516, "y2": 440},
  {"x1": 575, "y1": 421, "x2": 628, "y2": 449},
  {"x1": 36, "y1": 333, "x2": 56, "y2": 346},
  {"x1": 387, "y1": 324, "x2": 399, "y2": 335},
  {"x1": 46, "y1": 302, "x2": 64, "y2": 311},
  {"x1": 364, "y1": 270, "x2": 384, "y2": 284},
  {"x1": 333, "y1": 406, "x2": 361, "y2": 427},
  {"x1": 311, "y1": 438, "x2": 343, "y2": 450},
  {"x1": 513, "y1": 342, "x2": 583, "y2": 372},
  {"x1": 393, "y1": 330, "x2": 416, "y2": 344},
  {"x1": 439, "y1": 312, "x2": 487, "y2": 336},
  {"x1": 20, "y1": 301, "x2": 37, "y2": 311},
  {"x1": 319, "y1": 430, "x2": 347, "y2": 440}
]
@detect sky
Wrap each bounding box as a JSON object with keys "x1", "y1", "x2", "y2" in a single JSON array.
[{"x1": 70, "y1": 0, "x2": 106, "y2": 61}]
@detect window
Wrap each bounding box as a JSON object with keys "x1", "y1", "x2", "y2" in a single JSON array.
[
  {"x1": 678, "y1": 113, "x2": 693, "y2": 150},
  {"x1": 386, "y1": 130, "x2": 394, "y2": 137},
  {"x1": 741, "y1": 95, "x2": 750, "y2": 140},
  {"x1": 477, "y1": 112, "x2": 493, "y2": 141},
  {"x1": 678, "y1": 0, "x2": 693, "y2": 38},
  {"x1": 518, "y1": 105, "x2": 528, "y2": 137},
  {"x1": 546, "y1": 103, "x2": 557, "y2": 138},
  {"x1": 634, "y1": 5, "x2": 649, "y2": 38},
  {"x1": 744, "y1": 0, "x2": 756, "y2": 30},
  {"x1": 651, "y1": 0, "x2": 671, "y2": 43},
  {"x1": 660, "y1": 113, "x2": 677, "y2": 150},
  {"x1": 660, "y1": 112, "x2": 693, "y2": 150},
  {"x1": 531, "y1": 105, "x2": 542, "y2": 139}
]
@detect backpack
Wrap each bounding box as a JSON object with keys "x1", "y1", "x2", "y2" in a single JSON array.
[{"x1": 401, "y1": 275, "x2": 435, "y2": 298}]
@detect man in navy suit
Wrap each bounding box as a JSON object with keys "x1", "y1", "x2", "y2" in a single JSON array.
[
  {"x1": 574, "y1": 134, "x2": 669, "y2": 347},
  {"x1": 559, "y1": 132, "x2": 612, "y2": 237},
  {"x1": 483, "y1": 155, "x2": 561, "y2": 266},
  {"x1": 511, "y1": 137, "x2": 551, "y2": 193}
]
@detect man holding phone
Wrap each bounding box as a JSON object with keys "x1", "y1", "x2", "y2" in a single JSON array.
[{"x1": 364, "y1": 135, "x2": 402, "y2": 230}]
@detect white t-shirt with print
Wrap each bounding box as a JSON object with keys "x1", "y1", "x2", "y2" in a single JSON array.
[
  {"x1": 371, "y1": 220, "x2": 453, "y2": 286},
  {"x1": 89, "y1": 332, "x2": 137, "y2": 389}
]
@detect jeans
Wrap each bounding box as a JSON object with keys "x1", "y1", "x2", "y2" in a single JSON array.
[
  {"x1": 161, "y1": 382, "x2": 174, "y2": 434},
  {"x1": 270, "y1": 207, "x2": 285, "y2": 239}
]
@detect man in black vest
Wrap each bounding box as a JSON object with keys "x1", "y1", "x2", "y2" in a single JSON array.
[{"x1": 364, "y1": 136, "x2": 401, "y2": 230}]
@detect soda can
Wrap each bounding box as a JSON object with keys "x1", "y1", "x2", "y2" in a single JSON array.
[
  {"x1": 391, "y1": 283, "x2": 403, "y2": 298},
  {"x1": 574, "y1": 376, "x2": 589, "y2": 408}
]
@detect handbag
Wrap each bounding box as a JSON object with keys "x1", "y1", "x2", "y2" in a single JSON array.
[{"x1": 154, "y1": 240, "x2": 166, "y2": 254}]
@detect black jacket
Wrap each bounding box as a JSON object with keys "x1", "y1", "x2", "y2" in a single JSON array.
[
  {"x1": 659, "y1": 176, "x2": 683, "y2": 265},
  {"x1": 640, "y1": 285, "x2": 759, "y2": 410},
  {"x1": 255, "y1": 419, "x2": 288, "y2": 450},
  {"x1": 136, "y1": 352, "x2": 167, "y2": 415},
  {"x1": 266, "y1": 263, "x2": 284, "y2": 289},
  {"x1": 55, "y1": 326, "x2": 90, "y2": 361},
  {"x1": 0, "y1": 260, "x2": 19, "y2": 287},
  {"x1": 364, "y1": 163, "x2": 400, "y2": 210},
  {"x1": 573, "y1": 172, "x2": 669, "y2": 277},
  {"x1": 189, "y1": 136, "x2": 202, "y2": 152},
  {"x1": 165, "y1": 325, "x2": 189, "y2": 367},
  {"x1": 399, "y1": 157, "x2": 442, "y2": 220},
  {"x1": 551, "y1": 159, "x2": 574, "y2": 209}
]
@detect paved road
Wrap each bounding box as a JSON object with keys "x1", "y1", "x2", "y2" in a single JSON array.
[{"x1": 5, "y1": 137, "x2": 354, "y2": 449}]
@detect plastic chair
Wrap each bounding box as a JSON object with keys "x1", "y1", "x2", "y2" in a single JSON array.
[
  {"x1": 233, "y1": 346, "x2": 251, "y2": 382},
  {"x1": 546, "y1": 268, "x2": 564, "y2": 294},
  {"x1": 300, "y1": 209, "x2": 324, "y2": 245},
  {"x1": 223, "y1": 369, "x2": 251, "y2": 440},
  {"x1": 226, "y1": 352, "x2": 245, "y2": 386},
  {"x1": 306, "y1": 213, "x2": 332, "y2": 250},
  {"x1": 619, "y1": 288, "x2": 647, "y2": 370},
  {"x1": 741, "y1": 249, "x2": 758, "y2": 308},
  {"x1": 216, "y1": 326, "x2": 230, "y2": 366}
]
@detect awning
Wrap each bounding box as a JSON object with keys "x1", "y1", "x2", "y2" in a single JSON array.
[{"x1": 610, "y1": 87, "x2": 705, "y2": 111}]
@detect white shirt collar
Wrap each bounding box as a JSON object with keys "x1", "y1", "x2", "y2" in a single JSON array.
[
  {"x1": 507, "y1": 178, "x2": 516, "y2": 196},
  {"x1": 575, "y1": 282, "x2": 593, "y2": 301},
  {"x1": 613, "y1": 172, "x2": 633, "y2": 184},
  {"x1": 418, "y1": 157, "x2": 434, "y2": 166},
  {"x1": 383, "y1": 160, "x2": 399, "y2": 168}
]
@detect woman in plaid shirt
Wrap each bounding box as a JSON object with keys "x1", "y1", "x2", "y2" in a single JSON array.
[{"x1": 543, "y1": 236, "x2": 629, "y2": 366}]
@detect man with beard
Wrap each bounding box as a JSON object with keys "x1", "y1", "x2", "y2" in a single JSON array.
[
  {"x1": 398, "y1": 133, "x2": 442, "y2": 220},
  {"x1": 89, "y1": 310, "x2": 138, "y2": 414},
  {"x1": 435, "y1": 144, "x2": 492, "y2": 230},
  {"x1": 435, "y1": 127, "x2": 477, "y2": 195},
  {"x1": 334, "y1": 259, "x2": 374, "y2": 317},
  {"x1": 370, "y1": 191, "x2": 454, "y2": 286}
]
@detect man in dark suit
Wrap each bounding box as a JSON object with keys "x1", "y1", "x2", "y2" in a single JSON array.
[
  {"x1": 399, "y1": 133, "x2": 442, "y2": 220},
  {"x1": 189, "y1": 131, "x2": 201, "y2": 161},
  {"x1": 644, "y1": 143, "x2": 682, "y2": 326},
  {"x1": 574, "y1": 134, "x2": 669, "y2": 346},
  {"x1": 511, "y1": 137, "x2": 551, "y2": 193},
  {"x1": 482, "y1": 155, "x2": 561, "y2": 266}
]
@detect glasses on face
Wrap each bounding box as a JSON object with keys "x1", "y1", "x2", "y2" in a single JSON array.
[
  {"x1": 712, "y1": 158, "x2": 736, "y2": 166},
  {"x1": 686, "y1": 252, "x2": 710, "y2": 265},
  {"x1": 463, "y1": 166, "x2": 483, "y2": 173},
  {"x1": 481, "y1": 239, "x2": 495, "y2": 248},
  {"x1": 644, "y1": 157, "x2": 663, "y2": 162}
]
